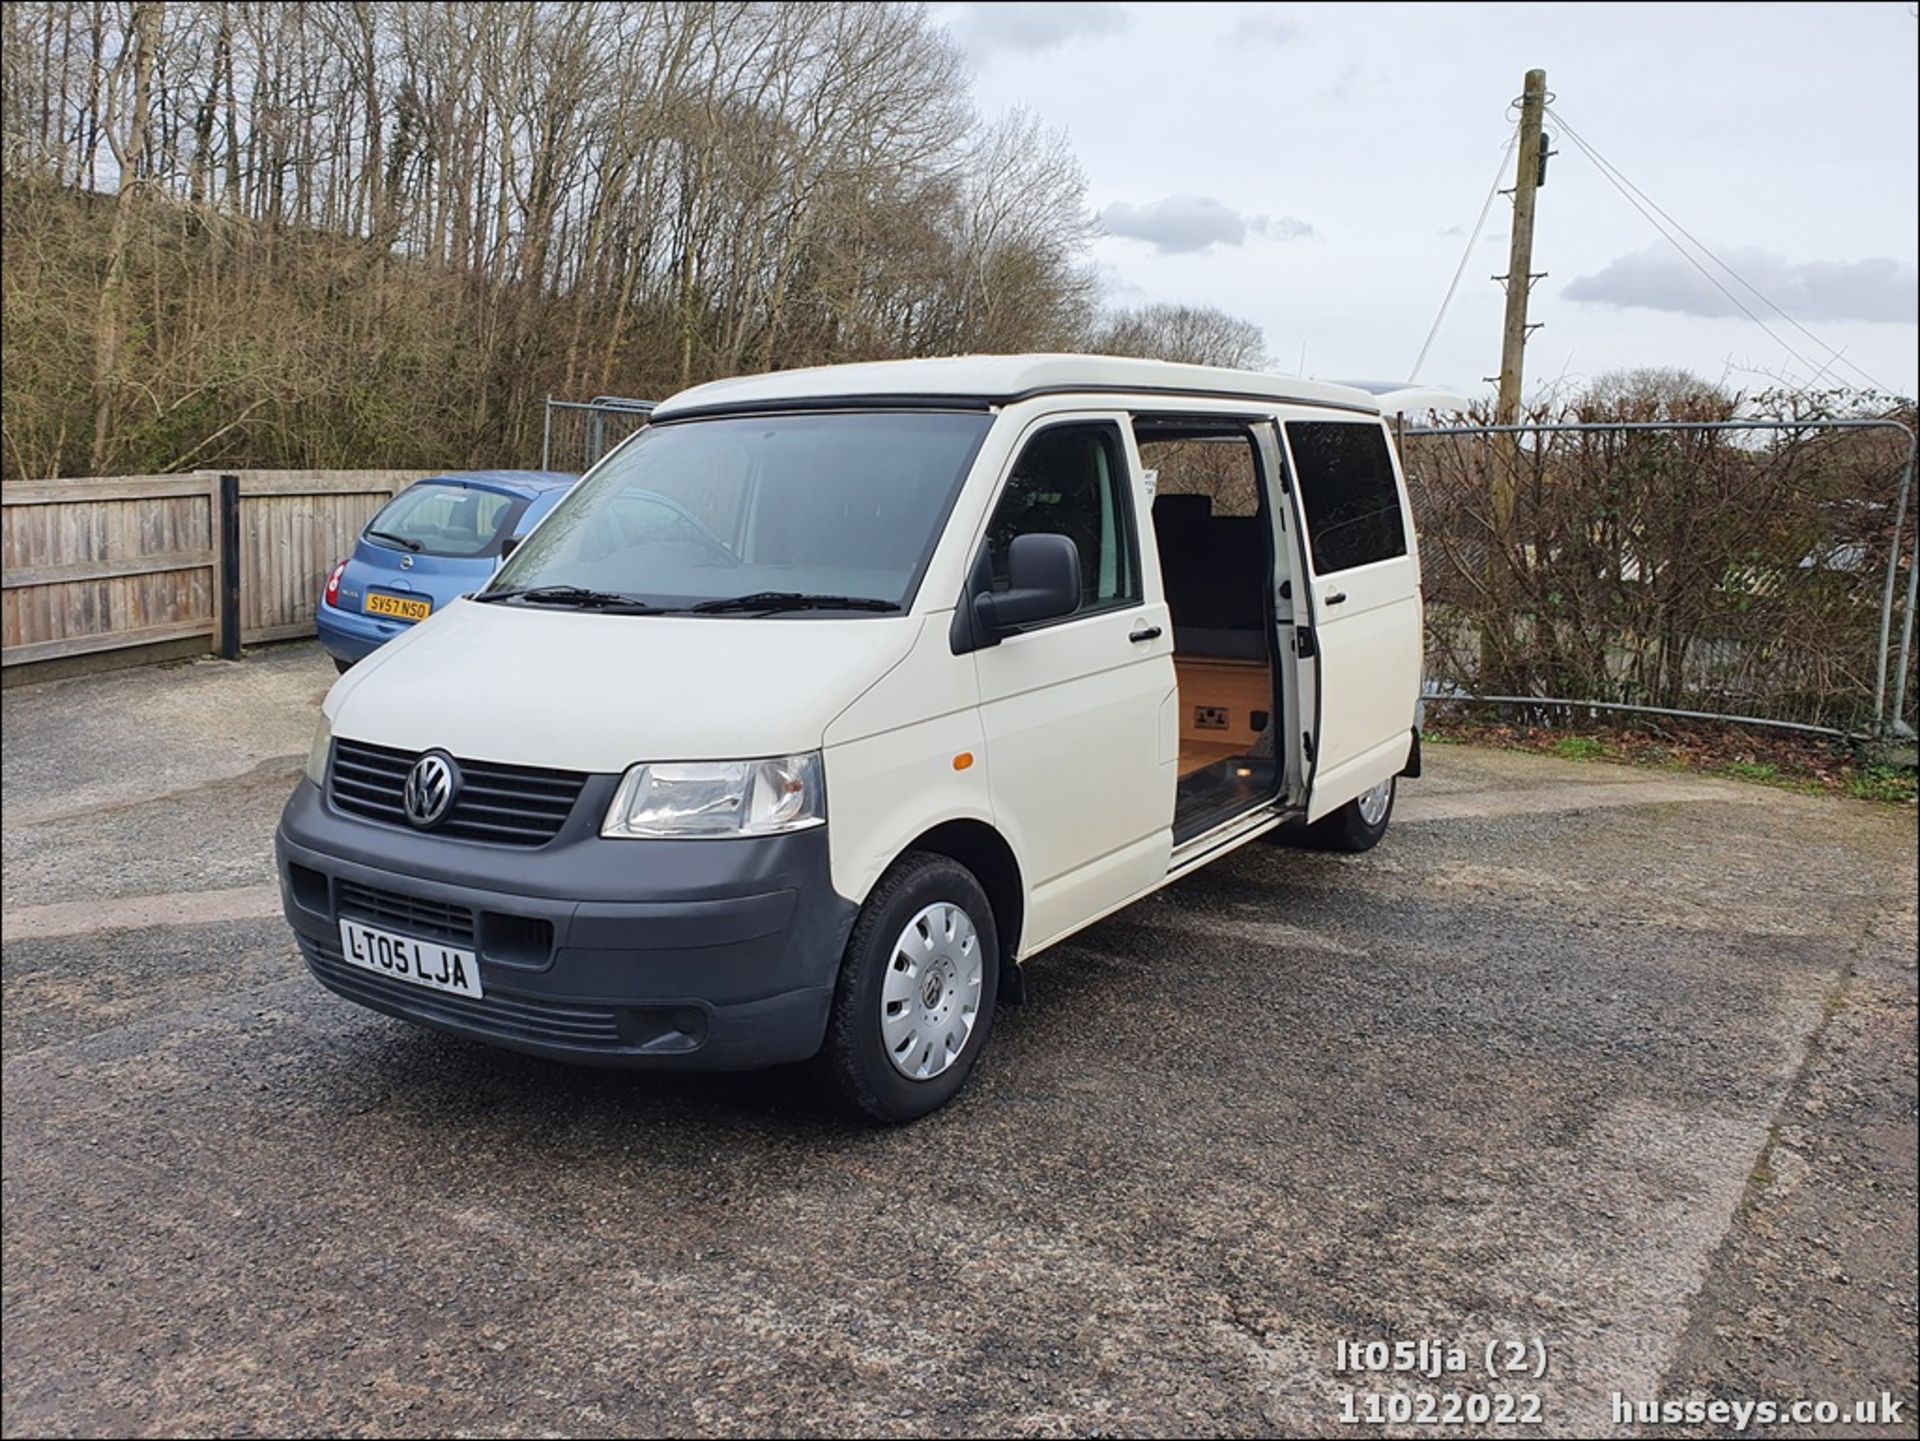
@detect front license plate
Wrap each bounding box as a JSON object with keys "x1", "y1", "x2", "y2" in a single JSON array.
[
  {"x1": 364, "y1": 592, "x2": 431, "y2": 622},
  {"x1": 338, "y1": 917, "x2": 483, "y2": 999}
]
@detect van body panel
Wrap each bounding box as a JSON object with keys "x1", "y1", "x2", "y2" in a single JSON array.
[
  {"x1": 1275, "y1": 416, "x2": 1424, "y2": 821},
  {"x1": 1302, "y1": 552, "x2": 1423, "y2": 814},
  {"x1": 1253, "y1": 421, "x2": 1313, "y2": 810},
  {"x1": 821, "y1": 616, "x2": 997, "y2": 907},
  {"x1": 974, "y1": 614, "x2": 1179, "y2": 945},
  {"x1": 1313, "y1": 727, "x2": 1416, "y2": 822},
  {"x1": 963, "y1": 408, "x2": 1177, "y2": 949},
  {"x1": 1024, "y1": 829, "x2": 1173, "y2": 955},
  {"x1": 324, "y1": 599, "x2": 919, "y2": 771},
  {"x1": 653, "y1": 354, "x2": 1383, "y2": 422}
]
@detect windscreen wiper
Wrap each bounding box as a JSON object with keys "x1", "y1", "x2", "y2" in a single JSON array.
[
  {"x1": 367, "y1": 528, "x2": 422, "y2": 552},
  {"x1": 686, "y1": 591, "x2": 902, "y2": 615},
  {"x1": 472, "y1": 585, "x2": 658, "y2": 613}
]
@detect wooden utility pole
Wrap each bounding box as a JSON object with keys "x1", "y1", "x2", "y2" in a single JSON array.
[
  {"x1": 1485, "y1": 67, "x2": 1547, "y2": 691},
  {"x1": 1495, "y1": 67, "x2": 1548, "y2": 430}
]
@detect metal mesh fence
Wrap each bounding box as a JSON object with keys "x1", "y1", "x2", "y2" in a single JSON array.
[
  {"x1": 540, "y1": 397, "x2": 654, "y2": 475},
  {"x1": 1400, "y1": 419, "x2": 1917, "y2": 737}
]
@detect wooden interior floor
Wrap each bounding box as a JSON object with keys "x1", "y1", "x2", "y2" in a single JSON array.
[
  {"x1": 1178, "y1": 739, "x2": 1245, "y2": 777},
  {"x1": 1174, "y1": 656, "x2": 1272, "y2": 777}
]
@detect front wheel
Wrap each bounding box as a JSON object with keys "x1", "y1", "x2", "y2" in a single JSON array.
[
  {"x1": 1308, "y1": 776, "x2": 1395, "y2": 852},
  {"x1": 820, "y1": 851, "x2": 1000, "y2": 1124}
]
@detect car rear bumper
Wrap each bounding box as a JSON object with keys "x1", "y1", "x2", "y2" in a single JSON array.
[
  {"x1": 275, "y1": 779, "x2": 857, "y2": 1070},
  {"x1": 315, "y1": 604, "x2": 408, "y2": 664}
]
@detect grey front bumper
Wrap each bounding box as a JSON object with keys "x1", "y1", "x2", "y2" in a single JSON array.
[{"x1": 275, "y1": 779, "x2": 858, "y2": 1070}]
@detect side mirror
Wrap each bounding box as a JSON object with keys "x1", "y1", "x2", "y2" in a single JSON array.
[
  {"x1": 498, "y1": 535, "x2": 521, "y2": 561},
  {"x1": 974, "y1": 533, "x2": 1081, "y2": 634}
]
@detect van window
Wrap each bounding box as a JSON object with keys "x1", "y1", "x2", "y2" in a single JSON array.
[
  {"x1": 491, "y1": 411, "x2": 990, "y2": 611},
  {"x1": 367, "y1": 482, "x2": 524, "y2": 558},
  {"x1": 986, "y1": 423, "x2": 1139, "y2": 615},
  {"x1": 1135, "y1": 431, "x2": 1261, "y2": 517},
  {"x1": 1285, "y1": 421, "x2": 1407, "y2": 574},
  {"x1": 1134, "y1": 421, "x2": 1270, "y2": 646}
]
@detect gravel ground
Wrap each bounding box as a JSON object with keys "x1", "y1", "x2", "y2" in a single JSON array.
[{"x1": 3, "y1": 644, "x2": 1915, "y2": 1438}]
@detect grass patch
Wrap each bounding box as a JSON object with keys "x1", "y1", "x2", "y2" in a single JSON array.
[
  {"x1": 1845, "y1": 765, "x2": 1918, "y2": 805},
  {"x1": 1553, "y1": 736, "x2": 1611, "y2": 762}
]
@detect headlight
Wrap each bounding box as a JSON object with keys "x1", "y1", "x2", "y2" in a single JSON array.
[
  {"x1": 602, "y1": 752, "x2": 825, "y2": 839},
  {"x1": 305, "y1": 713, "x2": 332, "y2": 786}
]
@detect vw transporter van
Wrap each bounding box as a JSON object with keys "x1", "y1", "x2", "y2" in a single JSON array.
[{"x1": 276, "y1": 356, "x2": 1428, "y2": 1122}]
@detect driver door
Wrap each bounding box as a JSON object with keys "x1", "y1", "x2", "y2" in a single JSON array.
[{"x1": 971, "y1": 416, "x2": 1176, "y2": 953}]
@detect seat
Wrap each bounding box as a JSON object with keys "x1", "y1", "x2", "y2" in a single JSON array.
[{"x1": 1153, "y1": 494, "x2": 1270, "y2": 659}]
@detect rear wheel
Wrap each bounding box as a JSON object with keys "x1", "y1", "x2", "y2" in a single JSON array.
[
  {"x1": 821, "y1": 851, "x2": 999, "y2": 1124},
  {"x1": 1306, "y1": 776, "x2": 1395, "y2": 852}
]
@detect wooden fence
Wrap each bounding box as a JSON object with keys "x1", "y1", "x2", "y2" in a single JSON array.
[{"x1": 1, "y1": 469, "x2": 437, "y2": 673}]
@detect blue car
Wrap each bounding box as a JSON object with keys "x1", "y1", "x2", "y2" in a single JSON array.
[{"x1": 317, "y1": 471, "x2": 578, "y2": 671}]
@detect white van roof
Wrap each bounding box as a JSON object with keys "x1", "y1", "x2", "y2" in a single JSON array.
[
  {"x1": 652, "y1": 354, "x2": 1392, "y2": 420},
  {"x1": 1329, "y1": 379, "x2": 1472, "y2": 416}
]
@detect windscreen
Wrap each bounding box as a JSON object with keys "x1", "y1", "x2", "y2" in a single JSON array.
[
  {"x1": 490, "y1": 411, "x2": 991, "y2": 612},
  {"x1": 366, "y1": 482, "x2": 523, "y2": 558}
]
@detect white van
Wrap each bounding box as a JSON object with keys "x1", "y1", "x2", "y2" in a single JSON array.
[{"x1": 277, "y1": 356, "x2": 1426, "y2": 1121}]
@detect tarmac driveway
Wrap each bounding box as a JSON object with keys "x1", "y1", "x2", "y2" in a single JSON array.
[{"x1": 3, "y1": 644, "x2": 1915, "y2": 1437}]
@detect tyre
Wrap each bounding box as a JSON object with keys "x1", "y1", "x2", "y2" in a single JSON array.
[
  {"x1": 332, "y1": 657, "x2": 354, "y2": 675},
  {"x1": 1307, "y1": 776, "x2": 1395, "y2": 853},
  {"x1": 821, "y1": 850, "x2": 1000, "y2": 1124}
]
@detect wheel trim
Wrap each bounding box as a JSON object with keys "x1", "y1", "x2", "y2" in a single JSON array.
[
  {"x1": 1357, "y1": 778, "x2": 1392, "y2": 826},
  {"x1": 879, "y1": 902, "x2": 983, "y2": 1080}
]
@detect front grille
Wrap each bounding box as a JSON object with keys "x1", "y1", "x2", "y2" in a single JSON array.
[
  {"x1": 337, "y1": 878, "x2": 474, "y2": 947},
  {"x1": 300, "y1": 935, "x2": 623, "y2": 1047},
  {"x1": 329, "y1": 738, "x2": 587, "y2": 846}
]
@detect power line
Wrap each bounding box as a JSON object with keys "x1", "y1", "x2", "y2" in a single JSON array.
[
  {"x1": 1550, "y1": 104, "x2": 1889, "y2": 393},
  {"x1": 1546, "y1": 118, "x2": 1824, "y2": 388},
  {"x1": 1410, "y1": 127, "x2": 1518, "y2": 383},
  {"x1": 1546, "y1": 105, "x2": 1892, "y2": 396}
]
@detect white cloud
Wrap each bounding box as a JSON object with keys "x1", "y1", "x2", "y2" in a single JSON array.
[
  {"x1": 943, "y1": 2, "x2": 1132, "y2": 60},
  {"x1": 1565, "y1": 244, "x2": 1918, "y2": 325},
  {"x1": 1100, "y1": 194, "x2": 1314, "y2": 255},
  {"x1": 1222, "y1": 12, "x2": 1301, "y2": 48}
]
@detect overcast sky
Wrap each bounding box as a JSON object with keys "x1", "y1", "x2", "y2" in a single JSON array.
[{"x1": 933, "y1": 1, "x2": 1920, "y2": 403}]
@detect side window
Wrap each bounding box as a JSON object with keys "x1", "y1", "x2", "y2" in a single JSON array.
[
  {"x1": 986, "y1": 422, "x2": 1140, "y2": 616},
  {"x1": 1285, "y1": 421, "x2": 1407, "y2": 574}
]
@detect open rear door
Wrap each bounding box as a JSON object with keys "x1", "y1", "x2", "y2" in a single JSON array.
[{"x1": 1277, "y1": 417, "x2": 1421, "y2": 821}]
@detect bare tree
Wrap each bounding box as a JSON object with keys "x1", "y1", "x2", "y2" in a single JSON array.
[
  {"x1": 1092, "y1": 302, "x2": 1271, "y2": 370},
  {"x1": 88, "y1": 0, "x2": 155, "y2": 472},
  {"x1": 2, "y1": 0, "x2": 1244, "y2": 478}
]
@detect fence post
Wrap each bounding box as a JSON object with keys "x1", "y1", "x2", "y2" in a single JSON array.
[
  {"x1": 217, "y1": 473, "x2": 241, "y2": 660},
  {"x1": 1890, "y1": 436, "x2": 1918, "y2": 735},
  {"x1": 1873, "y1": 428, "x2": 1917, "y2": 735},
  {"x1": 541, "y1": 394, "x2": 553, "y2": 472}
]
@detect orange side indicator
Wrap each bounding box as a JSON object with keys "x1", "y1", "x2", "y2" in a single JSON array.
[{"x1": 953, "y1": 752, "x2": 974, "y2": 771}]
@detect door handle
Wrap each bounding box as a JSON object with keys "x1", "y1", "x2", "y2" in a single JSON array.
[
  {"x1": 1129, "y1": 623, "x2": 1163, "y2": 643},
  {"x1": 1324, "y1": 591, "x2": 1348, "y2": 606}
]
